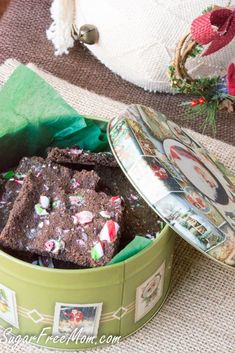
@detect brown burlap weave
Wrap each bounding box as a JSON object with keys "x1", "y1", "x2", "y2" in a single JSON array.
[
  {"x1": 0, "y1": 0, "x2": 234, "y2": 145},
  {"x1": 0, "y1": 59, "x2": 235, "y2": 353}
]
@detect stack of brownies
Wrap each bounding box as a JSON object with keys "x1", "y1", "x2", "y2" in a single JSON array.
[{"x1": 0, "y1": 148, "x2": 160, "y2": 268}]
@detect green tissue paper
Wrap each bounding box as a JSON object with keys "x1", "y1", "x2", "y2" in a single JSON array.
[
  {"x1": 0, "y1": 65, "x2": 155, "y2": 265},
  {"x1": 0, "y1": 65, "x2": 108, "y2": 171},
  {"x1": 108, "y1": 236, "x2": 153, "y2": 265}
]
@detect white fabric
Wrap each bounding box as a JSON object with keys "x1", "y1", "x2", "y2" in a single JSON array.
[
  {"x1": 46, "y1": 0, "x2": 76, "y2": 56},
  {"x1": 48, "y1": 0, "x2": 235, "y2": 92}
]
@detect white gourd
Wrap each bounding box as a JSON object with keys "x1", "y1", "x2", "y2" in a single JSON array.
[{"x1": 47, "y1": 0, "x2": 235, "y2": 93}]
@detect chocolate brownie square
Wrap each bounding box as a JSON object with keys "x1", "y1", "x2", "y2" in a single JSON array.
[
  {"x1": 0, "y1": 157, "x2": 100, "y2": 234},
  {"x1": 47, "y1": 148, "x2": 162, "y2": 246},
  {"x1": 0, "y1": 171, "x2": 124, "y2": 267},
  {"x1": 30, "y1": 187, "x2": 123, "y2": 267},
  {"x1": 72, "y1": 170, "x2": 100, "y2": 190},
  {"x1": 94, "y1": 166, "x2": 161, "y2": 247},
  {"x1": 47, "y1": 147, "x2": 118, "y2": 168},
  {"x1": 0, "y1": 157, "x2": 44, "y2": 232}
]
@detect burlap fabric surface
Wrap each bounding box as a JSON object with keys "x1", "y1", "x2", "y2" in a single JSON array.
[
  {"x1": 0, "y1": 59, "x2": 235, "y2": 353},
  {"x1": 0, "y1": 0, "x2": 235, "y2": 145}
]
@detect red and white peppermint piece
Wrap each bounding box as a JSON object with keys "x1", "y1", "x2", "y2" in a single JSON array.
[
  {"x1": 91, "y1": 241, "x2": 104, "y2": 261},
  {"x1": 74, "y1": 211, "x2": 94, "y2": 225},
  {"x1": 72, "y1": 216, "x2": 78, "y2": 225},
  {"x1": 69, "y1": 195, "x2": 84, "y2": 206},
  {"x1": 99, "y1": 210, "x2": 111, "y2": 219},
  {"x1": 99, "y1": 220, "x2": 120, "y2": 243},
  {"x1": 40, "y1": 195, "x2": 50, "y2": 209},
  {"x1": 110, "y1": 196, "x2": 122, "y2": 205},
  {"x1": 71, "y1": 178, "x2": 81, "y2": 189},
  {"x1": 68, "y1": 149, "x2": 83, "y2": 156},
  {"x1": 14, "y1": 179, "x2": 24, "y2": 185},
  {"x1": 45, "y1": 239, "x2": 65, "y2": 254},
  {"x1": 36, "y1": 172, "x2": 42, "y2": 178}
]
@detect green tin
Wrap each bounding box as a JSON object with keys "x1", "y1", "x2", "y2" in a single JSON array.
[
  {"x1": 0, "y1": 112, "x2": 176, "y2": 350},
  {"x1": 0, "y1": 225, "x2": 175, "y2": 350}
]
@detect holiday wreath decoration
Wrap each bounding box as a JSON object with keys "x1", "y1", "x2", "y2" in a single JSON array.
[{"x1": 169, "y1": 4, "x2": 235, "y2": 130}]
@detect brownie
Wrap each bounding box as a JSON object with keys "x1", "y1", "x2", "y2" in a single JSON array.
[
  {"x1": 0, "y1": 157, "x2": 44, "y2": 232},
  {"x1": 72, "y1": 170, "x2": 100, "y2": 190},
  {"x1": 94, "y1": 166, "x2": 161, "y2": 247},
  {"x1": 47, "y1": 147, "x2": 119, "y2": 168},
  {"x1": 0, "y1": 149, "x2": 161, "y2": 269},
  {"x1": 0, "y1": 171, "x2": 124, "y2": 267},
  {"x1": 47, "y1": 148, "x2": 162, "y2": 247},
  {"x1": 0, "y1": 157, "x2": 100, "y2": 234}
]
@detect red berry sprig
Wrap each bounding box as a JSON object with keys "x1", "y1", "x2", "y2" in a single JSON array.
[
  {"x1": 199, "y1": 97, "x2": 205, "y2": 104},
  {"x1": 191, "y1": 99, "x2": 198, "y2": 107},
  {"x1": 191, "y1": 97, "x2": 206, "y2": 106}
]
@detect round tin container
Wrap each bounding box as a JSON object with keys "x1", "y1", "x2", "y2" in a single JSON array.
[
  {"x1": 0, "y1": 114, "x2": 176, "y2": 350},
  {"x1": 0, "y1": 226, "x2": 175, "y2": 350},
  {"x1": 108, "y1": 104, "x2": 235, "y2": 270}
]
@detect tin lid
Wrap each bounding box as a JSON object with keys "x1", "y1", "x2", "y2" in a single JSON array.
[{"x1": 108, "y1": 104, "x2": 235, "y2": 269}]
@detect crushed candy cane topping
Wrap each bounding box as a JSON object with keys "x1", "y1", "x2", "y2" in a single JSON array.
[
  {"x1": 35, "y1": 195, "x2": 52, "y2": 216},
  {"x1": 91, "y1": 241, "x2": 104, "y2": 261},
  {"x1": 110, "y1": 196, "x2": 122, "y2": 205},
  {"x1": 99, "y1": 211, "x2": 111, "y2": 219},
  {"x1": 35, "y1": 204, "x2": 48, "y2": 216},
  {"x1": 70, "y1": 178, "x2": 81, "y2": 189},
  {"x1": 69, "y1": 194, "x2": 84, "y2": 206},
  {"x1": 52, "y1": 199, "x2": 61, "y2": 209},
  {"x1": 1, "y1": 170, "x2": 26, "y2": 184},
  {"x1": 99, "y1": 220, "x2": 120, "y2": 243},
  {"x1": 45, "y1": 239, "x2": 65, "y2": 254},
  {"x1": 68, "y1": 149, "x2": 83, "y2": 156},
  {"x1": 73, "y1": 211, "x2": 94, "y2": 225},
  {"x1": 40, "y1": 195, "x2": 50, "y2": 209}
]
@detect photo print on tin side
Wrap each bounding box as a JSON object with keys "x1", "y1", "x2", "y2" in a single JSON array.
[
  {"x1": 183, "y1": 186, "x2": 225, "y2": 228},
  {"x1": 208, "y1": 222, "x2": 235, "y2": 266},
  {"x1": 109, "y1": 117, "x2": 143, "y2": 171},
  {"x1": 128, "y1": 104, "x2": 199, "y2": 152},
  {"x1": 128, "y1": 155, "x2": 183, "y2": 205},
  {"x1": 125, "y1": 113, "x2": 166, "y2": 155},
  {"x1": 155, "y1": 194, "x2": 225, "y2": 252},
  {"x1": 0, "y1": 283, "x2": 19, "y2": 328},
  {"x1": 166, "y1": 120, "x2": 199, "y2": 149},
  {"x1": 163, "y1": 139, "x2": 235, "y2": 230},
  {"x1": 135, "y1": 105, "x2": 173, "y2": 143},
  {"x1": 163, "y1": 139, "x2": 230, "y2": 205},
  {"x1": 135, "y1": 261, "x2": 165, "y2": 323},
  {"x1": 53, "y1": 302, "x2": 103, "y2": 337}
]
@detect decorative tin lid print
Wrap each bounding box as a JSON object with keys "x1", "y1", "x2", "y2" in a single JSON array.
[{"x1": 108, "y1": 104, "x2": 235, "y2": 268}]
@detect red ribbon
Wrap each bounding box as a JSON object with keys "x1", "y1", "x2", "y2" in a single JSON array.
[
  {"x1": 191, "y1": 8, "x2": 235, "y2": 56},
  {"x1": 227, "y1": 63, "x2": 235, "y2": 95}
]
